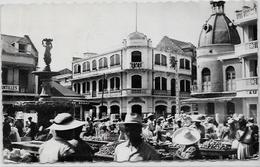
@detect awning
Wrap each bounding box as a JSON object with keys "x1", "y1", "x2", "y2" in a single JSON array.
[{"x1": 182, "y1": 96, "x2": 235, "y2": 104}]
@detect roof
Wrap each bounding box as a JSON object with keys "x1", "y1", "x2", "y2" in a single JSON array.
[
  {"x1": 57, "y1": 68, "x2": 72, "y2": 75},
  {"x1": 128, "y1": 31, "x2": 147, "y2": 40},
  {"x1": 198, "y1": 2, "x2": 240, "y2": 47},
  {"x1": 156, "y1": 36, "x2": 195, "y2": 54},
  {"x1": 1, "y1": 34, "x2": 38, "y2": 55},
  {"x1": 50, "y1": 80, "x2": 82, "y2": 97}
]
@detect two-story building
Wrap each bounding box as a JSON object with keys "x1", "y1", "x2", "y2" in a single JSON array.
[
  {"x1": 1, "y1": 34, "x2": 38, "y2": 116},
  {"x1": 71, "y1": 32, "x2": 196, "y2": 120},
  {"x1": 184, "y1": 1, "x2": 258, "y2": 123}
]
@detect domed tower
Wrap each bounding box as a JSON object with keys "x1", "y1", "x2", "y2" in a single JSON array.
[
  {"x1": 196, "y1": 1, "x2": 240, "y2": 93},
  {"x1": 123, "y1": 31, "x2": 152, "y2": 47}
]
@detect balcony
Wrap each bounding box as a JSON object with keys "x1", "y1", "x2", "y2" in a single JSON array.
[
  {"x1": 235, "y1": 40, "x2": 258, "y2": 56},
  {"x1": 130, "y1": 62, "x2": 143, "y2": 69},
  {"x1": 191, "y1": 83, "x2": 212, "y2": 94},
  {"x1": 235, "y1": 7, "x2": 257, "y2": 24},
  {"x1": 236, "y1": 77, "x2": 258, "y2": 97},
  {"x1": 125, "y1": 88, "x2": 150, "y2": 95},
  {"x1": 152, "y1": 90, "x2": 171, "y2": 96}
]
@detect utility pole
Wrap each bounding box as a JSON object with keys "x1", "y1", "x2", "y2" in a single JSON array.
[{"x1": 169, "y1": 50, "x2": 180, "y2": 115}]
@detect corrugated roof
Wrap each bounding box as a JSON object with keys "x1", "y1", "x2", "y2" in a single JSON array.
[{"x1": 50, "y1": 80, "x2": 82, "y2": 97}]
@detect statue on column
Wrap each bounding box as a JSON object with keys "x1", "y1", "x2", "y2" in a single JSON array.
[{"x1": 42, "y1": 38, "x2": 53, "y2": 72}]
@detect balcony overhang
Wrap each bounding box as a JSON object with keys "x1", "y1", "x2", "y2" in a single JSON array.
[{"x1": 182, "y1": 96, "x2": 235, "y2": 104}]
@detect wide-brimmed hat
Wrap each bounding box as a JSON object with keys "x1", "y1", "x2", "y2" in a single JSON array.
[
  {"x1": 48, "y1": 113, "x2": 86, "y2": 131},
  {"x1": 118, "y1": 112, "x2": 142, "y2": 125},
  {"x1": 172, "y1": 127, "x2": 200, "y2": 145},
  {"x1": 147, "y1": 113, "x2": 154, "y2": 118}
]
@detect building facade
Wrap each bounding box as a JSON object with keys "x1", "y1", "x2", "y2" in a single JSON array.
[
  {"x1": 185, "y1": 1, "x2": 258, "y2": 123},
  {"x1": 1, "y1": 34, "x2": 38, "y2": 116},
  {"x1": 71, "y1": 32, "x2": 195, "y2": 120},
  {"x1": 52, "y1": 68, "x2": 72, "y2": 89}
]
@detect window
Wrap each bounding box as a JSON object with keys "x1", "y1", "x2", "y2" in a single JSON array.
[
  {"x1": 2, "y1": 68, "x2": 8, "y2": 84},
  {"x1": 92, "y1": 81, "x2": 96, "y2": 92},
  {"x1": 131, "y1": 75, "x2": 142, "y2": 88},
  {"x1": 98, "y1": 79, "x2": 108, "y2": 92},
  {"x1": 131, "y1": 51, "x2": 142, "y2": 62},
  {"x1": 226, "y1": 66, "x2": 236, "y2": 91},
  {"x1": 73, "y1": 64, "x2": 81, "y2": 74},
  {"x1": 99, "y1": 57, "x2": 108, "y2": 69},
  {"x1": 171, "y1": 79, "x2": 176, "y2": 96},
  {"x1": 155, "y1": 77, "x2": 167, "y2": 90},
  {"x1": 249, "y1": 104, "x2": 257, "y2": 123},
  {"x1": 155, "y1": 54, "x2": 167, "y2": 66},
  {"x1": 180, "y1": 80, "x2": 191, "y2": 92},
  {"x1": 202, "y1": 68, "x2": 211, "y2": 92},
  {"x1": 92, "y1": 60, "x2": 97, "y2": 70},
  {"x1": 110, "y1": 77, "x2": 120, "y2": 90},
  {"x1": 227, "y1": 102, "x2": 235, "y2": 116},
  {"x1": 248, "y1": 24, "x2": 257, "y2": 41},
  {"x1": 206, "y1": 103, "x2": 215, "y2": 116},
  {"x1": 155, "y1": 54, "x2": 160, "y2": 65},
  {"x1": 86, "y1": 82, "x2": 90, "y2": 92},
  {"x1": 110, "y1": 54, "x2": 120, "y2": 66},
  {"x1": 19, "y1": 69, "x2": 28, "y2": 92},
  {"x1": 131, "y1": 105, "x2": 142, "y2": 115},
  {"x1": 18, "y1": 44, "x2": 26, "y2": 53},
  {"x1": 82, "y1": 82, "x2": 86, "y2": 93},
  {"x1": 249, "y1": 59, "x2": 257, "y2": 77},
  {"x1": 74, "y1": 83, "x2": 81, "y2": 94},
  {"x1": 180, "y1": 58, "x2": 190, "y2": 70},
  {"x1": 83, "y1": 61, "x2": 90, "y2": 71}
]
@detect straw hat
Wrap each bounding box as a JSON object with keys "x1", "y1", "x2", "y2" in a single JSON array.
[
  {"x1": 48, "y1": 113, "x2": 86, "y2": 131},
  {"x1": 118, "y1": 112, "x2": 142, "y2": 125},
  {"x1": 172, "y1": 127, "x2": 200, "y2": 145},
  {"x1": 147, "y1": 113, "x2": 154, "y2": 119}
]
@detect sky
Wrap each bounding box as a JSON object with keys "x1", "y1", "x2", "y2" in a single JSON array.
[{"x1": 1, "y1": 0, "x2": 249, "y2": 71}]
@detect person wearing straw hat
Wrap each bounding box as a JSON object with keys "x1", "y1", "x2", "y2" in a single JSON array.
[
  {"x1": 39, "y1": 113, "x2": 93, "y2": 163},
  {"x1": 172, "y1": 127, "x2": 201, "y2": 160},
  {"x1": 114, "y1": 112, "x2": 160, "y2": 162}
]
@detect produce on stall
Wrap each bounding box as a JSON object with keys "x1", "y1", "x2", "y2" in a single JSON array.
[{"x1": 200, "y1": 139, "x2": 231, "y2": 150}]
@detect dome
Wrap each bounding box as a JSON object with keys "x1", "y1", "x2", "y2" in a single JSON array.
[
  {"x1": 198, "y1": 1, "x2": 240, "y2": 47},
  {"x1": 128, "y1": 31, "x2": 147, "y2": 40}
]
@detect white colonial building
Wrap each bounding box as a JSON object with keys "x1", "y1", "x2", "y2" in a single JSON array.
[
  {"x1": 71, "y1": 32, "x2": 195, "y2": 120},
  {"x1": 185, "y1": 1, "x2": 258, "y2": 123}
]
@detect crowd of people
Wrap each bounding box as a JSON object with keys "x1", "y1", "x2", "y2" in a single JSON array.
[{"x1": 2, "y1": 110, "x2": 259, "y2": 163}]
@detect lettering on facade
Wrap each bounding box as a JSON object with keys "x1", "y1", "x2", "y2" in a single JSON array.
[
  {"x1": 2, "y1": 85, "x2": 19, "y2": 92},
  {"x1": 248, "y1": 90, "x2": 257, "y2": 95}
]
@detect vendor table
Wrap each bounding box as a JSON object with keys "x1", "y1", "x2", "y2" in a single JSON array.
[
  {"x1": 11, "y1": 141, "x2": 43, "y2": 155},
  {"x1": 199, "y1": 148, "x2": 237, "y2": 159}
]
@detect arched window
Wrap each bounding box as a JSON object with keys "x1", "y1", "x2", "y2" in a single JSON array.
[
  {"x1": 86, "y1": 82, "x2": 90, "y2": 92},
  {"x1": 110, "y1": 54, "x2": 120, "y2": 66},
  {"x1": 98, "y1": 79, "x2": 108, "y2": 92},
  {"x1": 83, "y1": 62, "x2": 87, "y2": 72},
  {"x1": 110, "y1": 77, "x2": 120, "y2": 90},
  {"x1": 131, "y1": 105, "x2": 142, "y2": 115},
  {"x1": 155, "y1": 105, "x2": 167, "y2": 118},
  {"x1": 82, "y1": 82, "x2": 86, "y2": 93},
  {"x1": 226, "y1": 66, "x2": 236, "y2": 91},
  {"x1": 155, "y1": 77, "x2": 167, "y2": 90},
  {"x1": 180, "y1": 80, "x2": 191, "y2": 92},
  {"x1": 99, "y1": 57, "x2": 108, "y2": 69},
  {"x1": 74, "y1": 64, "x2": 81, "y2": 74},
  {"x1": 155, "y1": 54, "x2": 167, "y2": 66},
  {"x1": 99, "y1": 106, "x2": 107, "y2": 119},
  {"x1": 73, "y1": 83, "x2": 77, "y2": 92},
  {"x1": 202, "y1": 68, "x2": 211, "y2": 92},
  {"x1": 111, "y1": 105, "x2": 120, "y2": 115},
  {"x1": 171, "y1": 79, "x2": 176, "y2": 96},
  {"x1": 131, "y1": 51, "x2": 142, "y2": 62},
  {"x1": 92, "y1": 60, "x2": 97, "y2": 70},
  {"x1": 131, "y1": 75, "x2": 142, "y2": 88},
  {"x1": 86, "y1": 61, "x2": 90, "y2": 71},
  {"x1": 77, "y1": 65, "x2": 81, "y2": 73},
  {"x1": 227, "y1": 102, "x2": 235, "y2": 116},
  {"x1": 155, "y1": 77, "x2": 160, "y2": 90}
]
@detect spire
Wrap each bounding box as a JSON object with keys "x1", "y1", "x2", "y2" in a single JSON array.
[{"x1": 135, "y1": 2, "x2": 138, "y2": 32}]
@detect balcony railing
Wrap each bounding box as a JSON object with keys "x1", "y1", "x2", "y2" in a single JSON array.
[
  {"x1": 236, "y1": 7, "x2": 257, "y2": 20},
  {"x1": 236, "y1": 77, "x2": 258, "y2": 91},
  {"x1": 130, "y1": 62, "x2": 143, "y2": 69},
  {"x1": 191, "y1": 83, "x2": 212, "y2": 93},
  {"x1": 125, "y1": 88, "x2": 150, "y2": 95},
  {"x1": 152, "y1": 90, "x2": 170, "y2": 96},
  {"x1": 235, "y1": 40, "x2": 258, "y2": 56}
]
